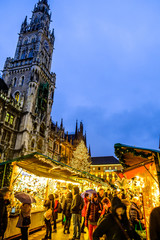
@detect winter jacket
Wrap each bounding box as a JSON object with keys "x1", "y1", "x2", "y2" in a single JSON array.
[
  {"x1": 97, "y1": 192, "x2": 104, "y2": 204},
  {"x1": 0, "y1": 193, "x2": 10, "y2": 236},
  {"x1": 93, "y1": 197, "x2": 141, "y2": 240},
  {"x1": 63, "y1": 192, "x2": 72, "y2": 218},
  {"x1": 82, "y1": 197, "x2": 89, "y2": 217},
  {"x1": 53, "y1": 199, "x2": 59, "y2": 220},
  {"x1": 44, "y1": 194, "x2": 54, "y2": 210},
  {"x1": 16, "y1": 203, "x2": 31, "y2": 228},
  {"x1": 149, "y1": 206, "x2": 160, "y2": 240},
  {"x1": 129, "y1": 202, "x2": 143, "y2": 229},
  {"x1": 85, "y1": 200, "x2": 102, "y2": 224},
  {"x1": 71, "y1": 194, "x2": 84, "y2": 214}
]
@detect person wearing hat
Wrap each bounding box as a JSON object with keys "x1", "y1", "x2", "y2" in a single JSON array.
[
  {"x1": 0, "y1": 187, "x2": 11, "y2": 240},
  {"x1": 93, "y1": 196, "x2": 141, "y2": 240}
]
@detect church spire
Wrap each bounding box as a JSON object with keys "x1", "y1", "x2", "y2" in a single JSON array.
[
  {"x1": 89, "y1": 145, "x2": 91, "y2": 156},
  {"x1": 60, "y1": 118, "x2": 63, "y2": 129},
  {"x1": 75, "y1": 120, "x2": 78, "y2": 139}
]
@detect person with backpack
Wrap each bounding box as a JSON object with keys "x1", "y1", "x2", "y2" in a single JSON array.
[
  {"x1": 62, "y1": 192, "x2": 73, "y2": 234},
  {"x1": 85, "y1": 193, "x2": 102, "y2": 240},
  {"x1": 69, "y1": 186, "x2": 84, "y2": 240}
]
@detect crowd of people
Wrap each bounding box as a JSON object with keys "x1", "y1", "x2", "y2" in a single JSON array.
[{"x1": 0, "y1": 186, "x2": 160, "y2": 240}]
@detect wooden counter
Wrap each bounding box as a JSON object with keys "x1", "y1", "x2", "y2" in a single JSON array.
[{"x1": 4, "y1": 210, "x2": 45, "y2": 239}]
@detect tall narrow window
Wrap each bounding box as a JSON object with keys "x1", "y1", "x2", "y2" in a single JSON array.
[
  {"x1": 14, "y1": 77, "x2": 17, "y2": 87},
  {"x1": 5, "y1": 113, "x2": 10, "y2": 122},
  {"x1": 21, "y1": 76, "x2": 24, "y2": 86},
  {"x1": 9, "y1": 115, "x2": 14, "y2": 125},
  {"x1": 28, "y1": 49, "x2": 33, "y2": 58},
  {"x1": 21, "y1": 51, "x2": 26, "y2": 59}
]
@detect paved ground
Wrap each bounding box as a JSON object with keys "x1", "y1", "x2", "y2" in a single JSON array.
[{"x1": 29, "y1": 222, "x2": 89, "y2": 240}]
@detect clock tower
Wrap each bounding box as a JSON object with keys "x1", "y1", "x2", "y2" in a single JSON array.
[{"x1": 2, "y1": 0, "x2": 56, "y2": 155}]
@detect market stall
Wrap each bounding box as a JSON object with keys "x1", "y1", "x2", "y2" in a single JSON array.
[
  {"x1": 0, "y1": 152, "x2": 111, "y2": 239},
  {"x1": 114, "y1": 143, "x2": 160, "y2": 240}
]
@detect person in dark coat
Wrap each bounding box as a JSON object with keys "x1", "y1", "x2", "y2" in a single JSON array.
[
  {"x1": 129, "y1": 197, "x2": 144, "y2": 230},
  {"x1": 62, "y1": 192, "x2": 72, "y2": 234},
  {"x1": 43, "y1": 194, "x2": 54, "y2": 240},
  {"x1": 0, "y1": 187, "x2": 11, "y2": 240},
  {"x1": 149, "y1": 206, "x2": 160, "y2": 240},
  {"x1": 97, "y1": 188, "x2": 104, "y2": 207},
  {"x1": 85, "y1": 193, "x2": 102, "y2": 240},
  {"x1": 93, "y1": 196, "x2": 141, "y2": 240},
  {"x1": 69, "y1": 186, "x2": 84, "y2": 240},
  {"x1": 105, "y1": 189, "x2": 113, "y2": 201}
]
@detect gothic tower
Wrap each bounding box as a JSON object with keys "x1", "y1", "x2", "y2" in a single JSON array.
[{"x1": 2, "y1": 0, "x2": 56, "y2": 155}]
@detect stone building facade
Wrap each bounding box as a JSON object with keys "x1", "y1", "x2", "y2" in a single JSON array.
[
  {"x1": 0, "y1": 0, "x2": 89, "y2": 164},
  {"x1": 90, "y1": 156, "x2": 123, "y2": 182}
]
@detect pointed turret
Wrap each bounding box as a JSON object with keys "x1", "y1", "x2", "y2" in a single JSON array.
[
  {"x1": 20, "y1": 16, "x2": 28, "y2": 33},
  {"x1": 75, "y1": 120, "x2": 78, "y2": 139},
  {"x1": 80, "y1": 121, "x2": 83, "y2": 134},
  {"x1": 89, "y1": 145, "x2": 91, "y2": 156},
  {"x1": 84, "y1": 131, "x2": 87, "y2": 146},
  {"x1": 60, "y1": 118, "x2": 63, "y2": 129}
]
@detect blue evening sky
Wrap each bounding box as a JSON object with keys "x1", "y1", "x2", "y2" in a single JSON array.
[{"x1": 1, "y1": 0, "x2": 160, "y2": 157}]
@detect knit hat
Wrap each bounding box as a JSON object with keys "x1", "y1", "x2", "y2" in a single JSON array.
[{"x1": 111, "y1": 196, "x2": 126, "y2": 215}]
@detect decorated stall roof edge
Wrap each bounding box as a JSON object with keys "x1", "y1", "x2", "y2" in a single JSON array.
[
  {"x1": 0, "y1": 152, "x2": 116, "y2": 188},
  {"x1": 114, "y1": 143, "x2": 160, "y2": 168}
]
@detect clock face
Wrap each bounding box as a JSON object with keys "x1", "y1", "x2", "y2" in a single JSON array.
[{"x1": 44, "y1": 40, "x2": 49, "y2": 52}]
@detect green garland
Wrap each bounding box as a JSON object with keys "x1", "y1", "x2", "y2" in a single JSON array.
[
  {"x1": 115, "y1": 147, "x2": 153, "y2": 168},
  {"x1": 0, "y1": 163, "x2": 13, "y2": 188}
]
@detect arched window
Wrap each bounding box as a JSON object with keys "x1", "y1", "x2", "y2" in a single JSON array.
[
  {"x1": 24, "y1": 39, "x2": 28, "y2": 45},
  {"x1": 28, "y1": 49, "x2": 33, "y2": 58},
  {"x1": 31, "y1": 37, "x2": 36, "y2": 43},
  {"x1": 13, "y1": 77, "x2": 17, "y2": 87},
  {"x1": 15, "y1": 92, "x2": 20, "y2": 102},
  {"x1": 19, "y1": 76, "x2": 25, "y2": 86},
  {"x1": 21, "y1": 50, "x2": 26, "y2": 59}
]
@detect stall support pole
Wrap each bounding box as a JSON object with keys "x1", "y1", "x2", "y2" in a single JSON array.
[
  {"x1": 45, "y1": 179, "x2": 49, "y2": 199},
  {"x1": 2, "y1": 163, "x2": 7, "y2": 188},
  {"x1": 9, "y1": 164, "x2": 16, "y2": 189},
  {"x1": 141, "y1": 192, "x2": 148, "y2": 240}
]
